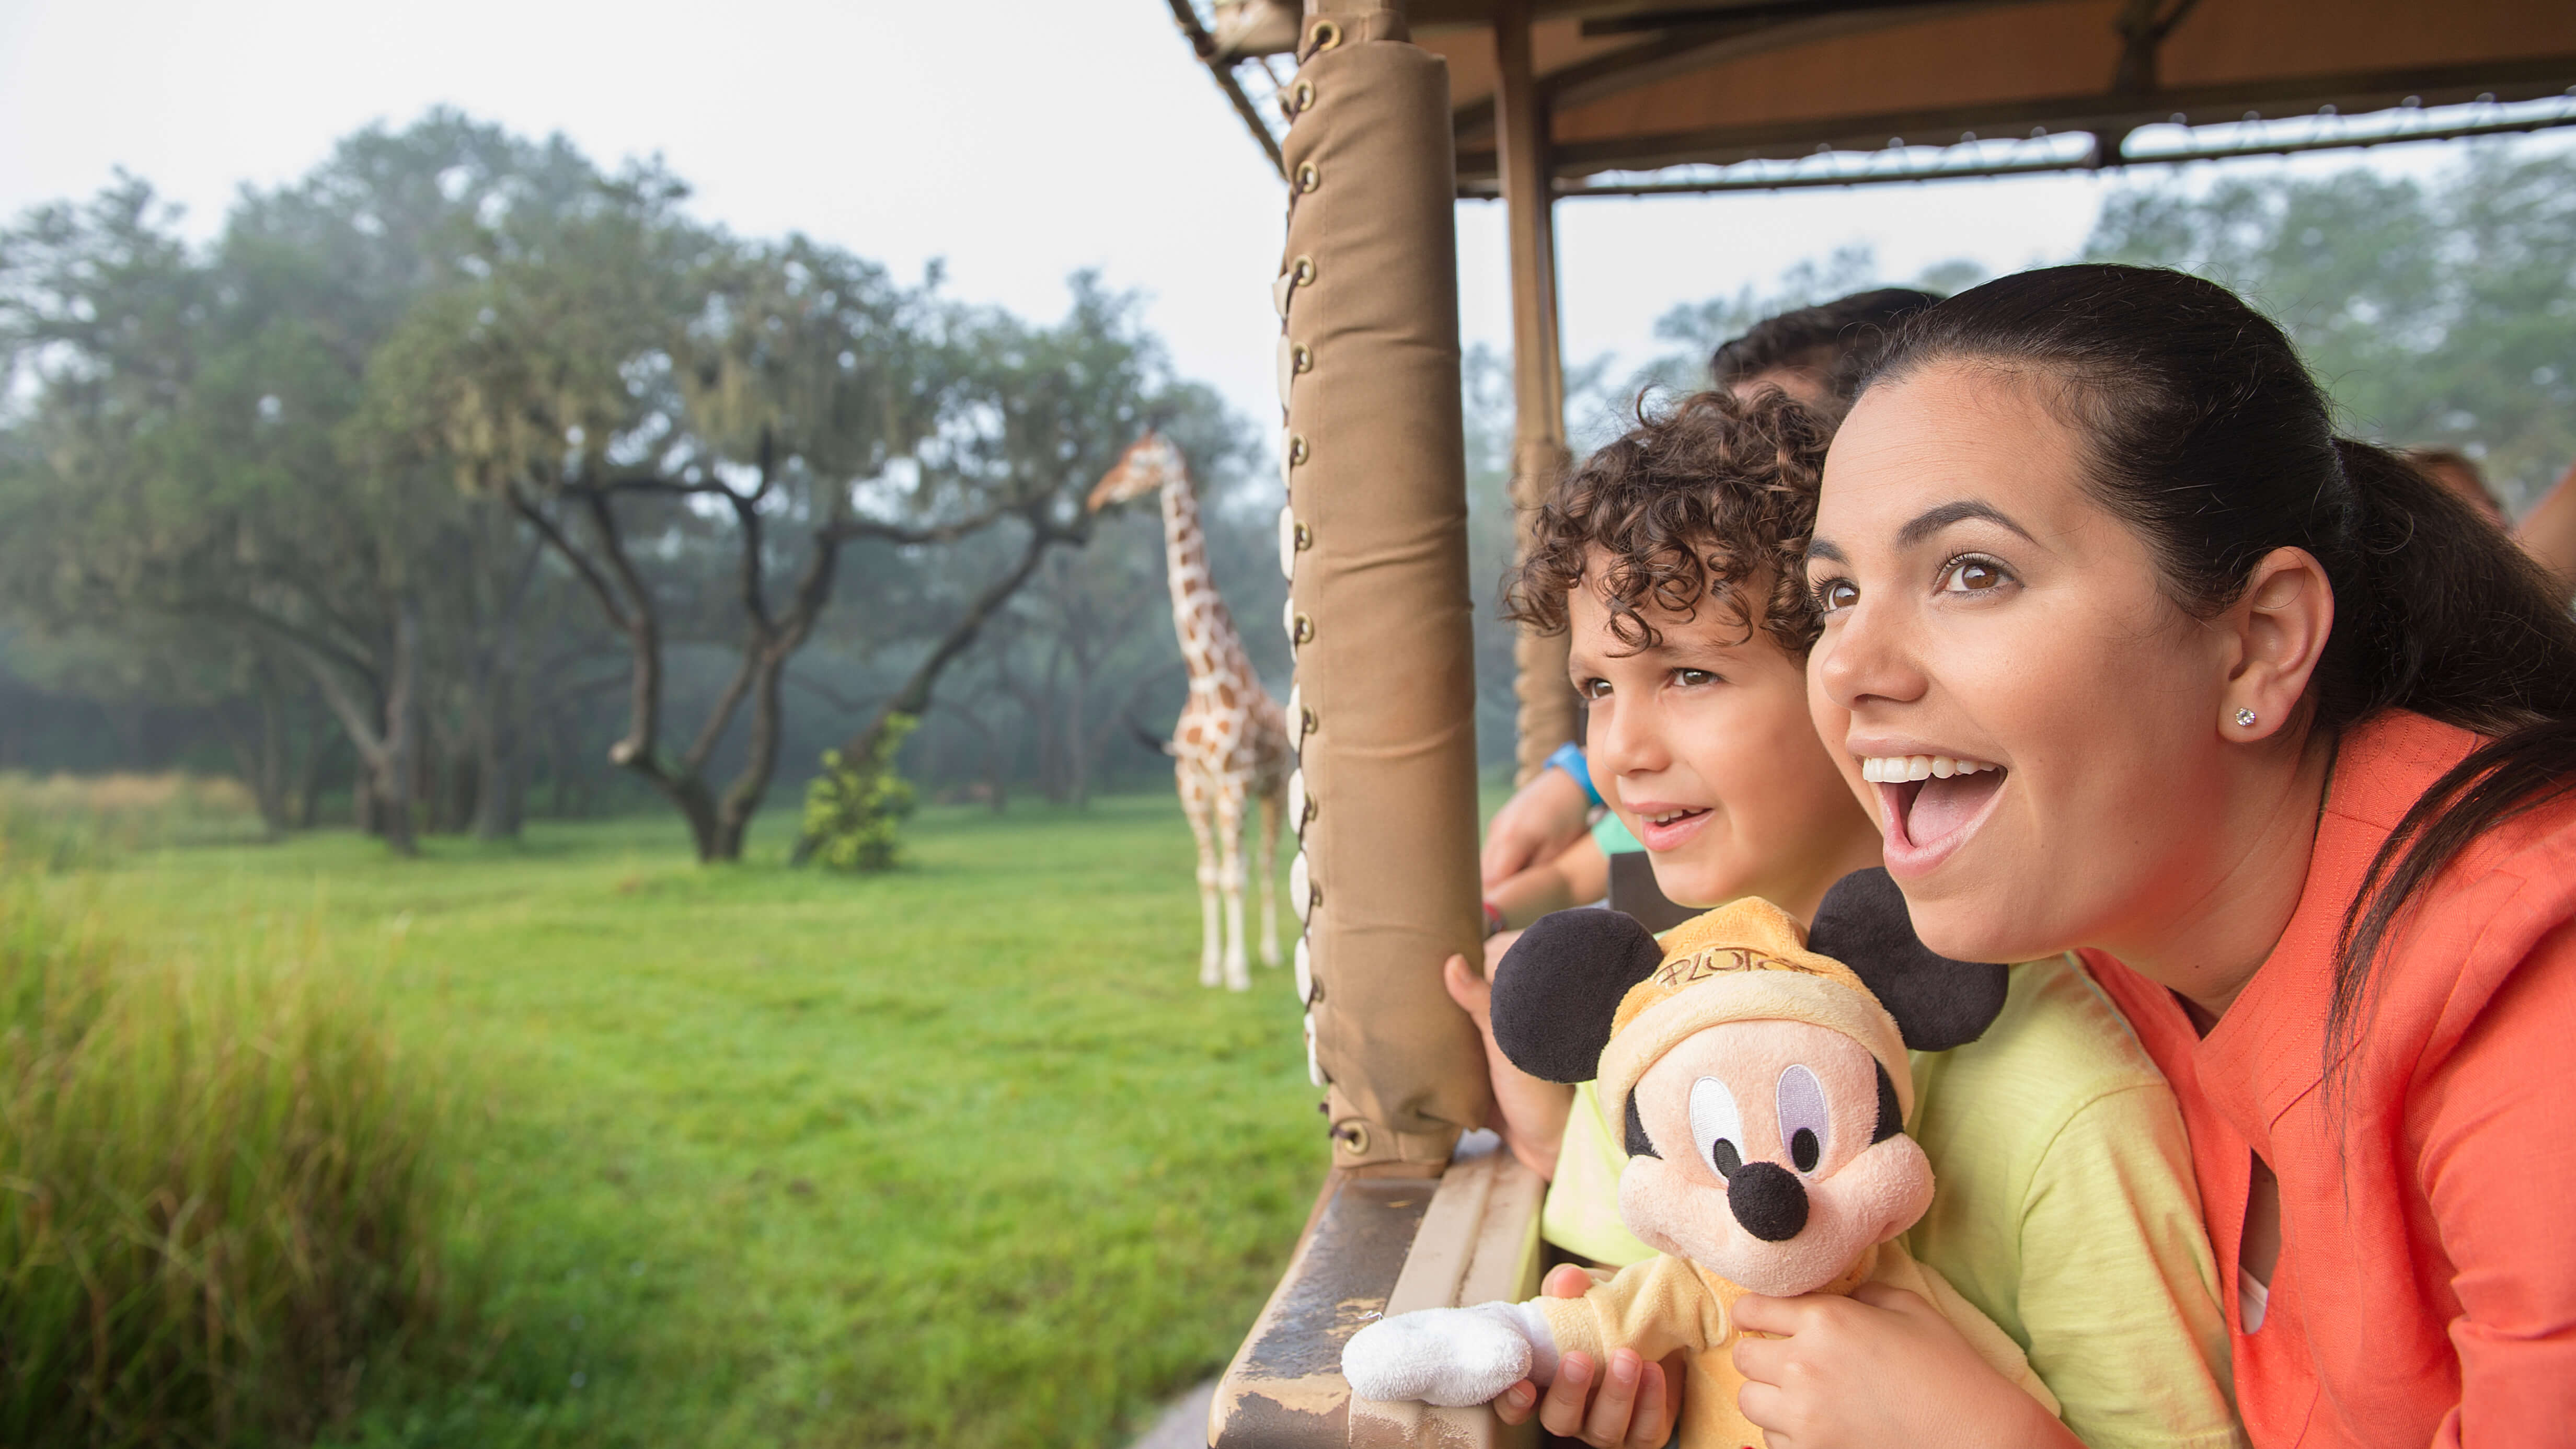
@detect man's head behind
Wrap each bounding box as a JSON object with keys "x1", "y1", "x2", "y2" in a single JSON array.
[{"x1": 1715, "y1": 288, "x2": 1941, "y2": 416}]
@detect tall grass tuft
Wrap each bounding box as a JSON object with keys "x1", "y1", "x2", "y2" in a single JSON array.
[
  {"x1": 0, "y1": 772, "x2": 267, "y2": 871},
  {"x1": 0, "y1": 878, "x2": 453, "y2": 1446}
]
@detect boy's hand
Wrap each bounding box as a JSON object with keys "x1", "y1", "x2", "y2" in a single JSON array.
[
  {"x1": 1490, "y1": 1264, "x2": 1682, "y2": 1448},
  {"x1": 1443, "y1": 943, "x2": 1569, "y2": 1179},
  {"x1": 1731, "y1": 1284, "x2": 2076, "y2": 1449}
]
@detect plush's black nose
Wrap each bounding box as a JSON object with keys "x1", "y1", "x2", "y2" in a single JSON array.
[{"x1": 1727, "y1": 1161, "x2": 1809, "y2": 1241}]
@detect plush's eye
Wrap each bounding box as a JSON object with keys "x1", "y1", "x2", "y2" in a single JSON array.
[
  {"x1": 1689, "y1": 1076, "x2": 1745, "y2": 1179},
  {"x1": 1776, "y1": 1064, "x2": 1829, "y2": 1174}
]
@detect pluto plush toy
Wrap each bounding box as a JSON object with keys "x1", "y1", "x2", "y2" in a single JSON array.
[{"x1": 1341, "y1": 871, "x2": 2058, "y2": 1447}]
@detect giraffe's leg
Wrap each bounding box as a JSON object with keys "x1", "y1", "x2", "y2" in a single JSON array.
[
  {"x1": 1255, "y1": 784, "x2": 1282, "y2": 968},
  {"x1": 1213, "y1": 780, "x2": 1250, "y2": 992},
  {"x1": 1178, "y1": 763, "x2": 1223, "y2": 986}
]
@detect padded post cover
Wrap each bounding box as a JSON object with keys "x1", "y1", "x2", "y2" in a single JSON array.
[{"x1": 1278, "y1": 3, "x2": 1488, "y2": 1169}]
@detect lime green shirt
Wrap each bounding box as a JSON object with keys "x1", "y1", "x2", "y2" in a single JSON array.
[{"x1": 1544, "y1": 952, "x2": 2244, "y2": 1449}]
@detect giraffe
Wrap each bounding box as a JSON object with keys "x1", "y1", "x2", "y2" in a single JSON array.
[{"x1": 1088, "y1": 431, "x2": 1292, "y2": 991}]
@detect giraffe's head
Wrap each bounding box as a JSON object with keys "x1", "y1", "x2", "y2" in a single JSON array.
[{"x1": 1088, "y1": 431, "x2": 1188, "y2": 513}]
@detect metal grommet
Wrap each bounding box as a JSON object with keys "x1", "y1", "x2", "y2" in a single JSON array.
[
  {"x1": 1309, "y1": 19, "x2": 1341, "y2": 53},
  {"x1": 1291, "y1": 343, "x2": 1313, "y2": 374},
  {"x1": 1287, "y1": 434, "x2": 1308, "y2": 466},
  {"x1": 1296, "y1": 162, "x2": 1320, "y2": 193},
  {"x1": 1291, "y1": 79, "x2": 1314, "y2": 113},
  {"x1": 1291, "y1": 254, "x2": 1316, "y2": 286},
  {"x1": 1292, "y1": 613, "x2": 1314, "y2": 645},
  {"x1": 1293, "y1": 521, "x2": 1312, "y2": 551},
  {"x1": 1334, "y1": 1119, "x2": 1371, "y2": 1156},
  {"x1": 1300, "y1": 706, "x2": 1317, "y2": 738}
]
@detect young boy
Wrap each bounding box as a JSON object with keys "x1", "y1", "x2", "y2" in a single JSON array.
[{"x1": 1449, "y1": 388, "x2": 2244, "y2": 1449}]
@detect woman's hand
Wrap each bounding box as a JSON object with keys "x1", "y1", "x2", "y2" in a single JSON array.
[
  {"x1": 1489, "y1": 1264, "x2": 1683, "y2": 1448},
  {"x1": 1730, "y1": 1284, "x2": 2075, "y2": 1449}
]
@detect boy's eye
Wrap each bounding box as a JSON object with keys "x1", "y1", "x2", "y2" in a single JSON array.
[
  {"x1": 1578, "y1": 677, "x2": 1612, "y2": 699},
  {"x1": 1941, "y1": 556, "x2": 2012, "y2": 594},
  {"x1": 1674, "y1": 668, "x2": 1717, "y2": 688},
  {"x1": 1814, "y1": 578, "x2": 1858, "y2": 613}
]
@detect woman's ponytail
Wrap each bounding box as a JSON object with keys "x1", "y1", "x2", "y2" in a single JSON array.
[
  {"x1": 1864, "y1": 265, "x2": 2576, "y2": 1108},
  {"x1": 2325, "y1": 439, "x2": 2576, "y2": 1092}
]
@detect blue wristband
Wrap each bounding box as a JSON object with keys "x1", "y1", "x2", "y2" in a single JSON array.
[{"x1": 1544, "y1": 741, "x2": 1602, "y2": 808}]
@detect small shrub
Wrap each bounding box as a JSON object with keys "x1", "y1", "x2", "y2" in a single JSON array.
[
  {"x1": 0, "y1": 878, "x2": 452, "y2": 1446},
  {"x1": 799, "y1": 714, "x2": 919, "y2": 871}
]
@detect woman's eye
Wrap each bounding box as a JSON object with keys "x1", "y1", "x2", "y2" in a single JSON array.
[
  {"x1": 1689, "y1": 1076, "x2": 1746, "y2": 1180},
  {"x1": 1775, "y1": 1065, "x2": 1830, "y2": 1175},
  {"x1": 1813, "y1": 578, "x2": 1858, "y2": 613},
  {"x1": 1940, "y1": 556, "x2": 2012, "y2": 594}
]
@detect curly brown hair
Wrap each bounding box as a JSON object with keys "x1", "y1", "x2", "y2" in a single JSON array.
[{"x1": 1503, "y1": 387, "x2": 1833, "y2": 654}]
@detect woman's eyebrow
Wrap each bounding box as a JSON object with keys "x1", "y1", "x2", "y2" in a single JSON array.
[
  {"x1": 1896, "y1": 499, "x2": 2038, "y2": 549},
  {"x1": 1806, "y1": 537, "x2": 1846, "y2": 565}
]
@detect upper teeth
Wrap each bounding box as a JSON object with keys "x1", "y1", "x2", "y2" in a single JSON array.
[
  {"x1": 1645, "y1": 809, "x2": 1699, "y2": 825},
  {"x1": 1859, "y1": 755, "x2": 1999, "y2": 784}
]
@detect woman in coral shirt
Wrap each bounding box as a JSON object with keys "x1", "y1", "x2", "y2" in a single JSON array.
[{"x1": 1797, "y1": 264, "x2": 2576, "y2": 1448}]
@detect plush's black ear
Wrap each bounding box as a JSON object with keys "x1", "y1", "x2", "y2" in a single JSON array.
[
  {"x1": 1490, "y1": 908, "x2": 1667, "y2": 1084},
  {"x1": 1806, "y1": 868, "x2": 2008, "y2": 1052}
]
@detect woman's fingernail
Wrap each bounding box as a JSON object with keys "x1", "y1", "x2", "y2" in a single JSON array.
[{"x1": 1611, "y1": 1353, "x2": 1638, "y2": 1385}]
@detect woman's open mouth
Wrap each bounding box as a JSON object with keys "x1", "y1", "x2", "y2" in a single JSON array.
[{"x1": 1859, "y1": 755, "x2": 2007, "y2": 877}]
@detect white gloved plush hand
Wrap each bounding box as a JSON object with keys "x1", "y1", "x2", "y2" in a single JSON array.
[{"x1": 1341, "y1": 1301, "x2": 1558, "y2": 1408}]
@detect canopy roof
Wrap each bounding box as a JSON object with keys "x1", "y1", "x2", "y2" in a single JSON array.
[{"x1": 1182, "y1": 0, "x2": 2576, "y2": 195}]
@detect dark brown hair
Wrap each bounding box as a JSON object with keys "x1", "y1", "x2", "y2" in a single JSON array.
[
  {"x1": 1504, "y1": 387, "x2": 1834, "y2": 655},
  {"x1": 1712, "y1": 288, "x2": 1941, "y2": 415},
  {"x1": 1864, "y1": 264, "x2": 2576, "y2": 1105}
]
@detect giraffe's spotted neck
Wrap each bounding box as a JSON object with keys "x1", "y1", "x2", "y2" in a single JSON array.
[{"x1": 1160, "y1": 468, "x2": 1255, "y2": 687}]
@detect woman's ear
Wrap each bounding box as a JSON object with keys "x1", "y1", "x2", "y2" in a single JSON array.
[
  {"x1": 1808, "y1": 868, "x2": 2007, "y2": 1052},
  {"x1": 1489, "y1": 909, "x2": 1665, "y2": 1083},
  {"x1": 2221, "y1": 545, "x2": 2334, "y2": 741}
]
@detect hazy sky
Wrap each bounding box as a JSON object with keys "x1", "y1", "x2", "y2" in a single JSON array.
[{"x1": 0, "y1": 0, "x2": 2538, "y2": 429}]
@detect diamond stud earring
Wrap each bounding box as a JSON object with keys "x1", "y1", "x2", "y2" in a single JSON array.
[{"x1": 2235, "y1": 708, "x2": 2258, "y2": 728}]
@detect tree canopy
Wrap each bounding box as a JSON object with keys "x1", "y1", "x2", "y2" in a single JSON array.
[{"x1": 0, "y1": 110, "x2": 1256, "y2": 860}]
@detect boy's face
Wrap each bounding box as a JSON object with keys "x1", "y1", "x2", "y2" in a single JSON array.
[{"x1": 1569, "y1": 547, "x2": 1878, "y2": 919}]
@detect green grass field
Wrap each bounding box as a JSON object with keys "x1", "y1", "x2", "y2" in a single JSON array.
[{"x1": 42, "y1": 796, "x2": 1324, "y2": 1448}]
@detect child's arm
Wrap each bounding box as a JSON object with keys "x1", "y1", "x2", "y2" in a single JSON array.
[
  {"x1": 2513, "y1": 456, "x2": 2576, "y2": 604},
  {"x1": 1479, "y1": 753, "x2": 1595, "y2": 887},
  {"x1": 1443, "y1": 935, "x2": 1572, "y2": 1179},
  {"x1": 1486, "y1": 835, "x2": 1609, "y2": 930},
  {"x1": 1992, "y1": 1084, "x2": 2243, "y2": 1448}
]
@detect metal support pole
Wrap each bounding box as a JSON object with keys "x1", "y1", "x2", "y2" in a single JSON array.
[{"x1": 1496, "y1": 0, "x2": 1580, "y2": 785}]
